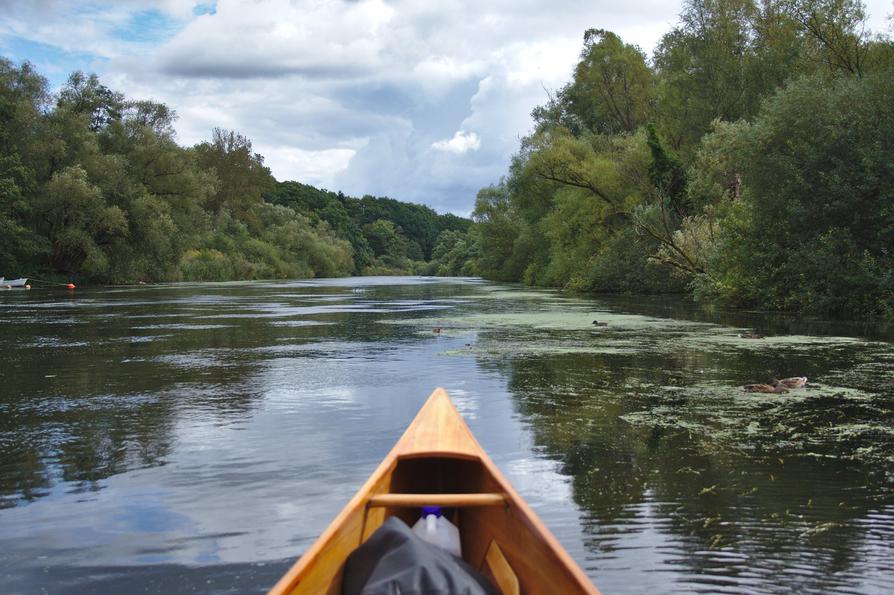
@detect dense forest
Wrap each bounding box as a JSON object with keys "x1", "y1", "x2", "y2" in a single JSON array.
[
  {"x1": 266, "y1": 182, "x2": 472, "y2": 275},
  {"x1": 466, "y1": 0, "x2": 894, "y2": 318},
  {"x1": 0, "y1": 64, "x2": 470, "y2": 283}
]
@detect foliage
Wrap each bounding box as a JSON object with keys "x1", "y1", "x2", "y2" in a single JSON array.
[
  {"x1": 542, "y1": 28, "x2": 652, "y2": 135},
  {"x1": 705, "y1": 71, "x2": 894, "y2": 316},
  {"x1": 194, "y1": 128, "x2": 275, "y2": 222},
  {"x1": 472, "y1": 183, "x2": 526, "y2": 281},
  {"x1": 428, "y1": 229, "x2": 480, "y2": 276},
  {"x1": 34, "y1": 165, "x2": 128, "y2": 275},
  {"x1": 474, "y1": 2, "x2": 894, "y2": 317},
  {"x1": 0, "y1": 60, "x2": 469, "y2": 283},
  {"x1": 0, "y1": 154, "x2": 45, "y2": 273},
  {"x1": 180, "y1": 203, "x2": 353, "y2": 281},
  {"x1": 265, "y1": 180, "x2": 469, "y2": 274}
]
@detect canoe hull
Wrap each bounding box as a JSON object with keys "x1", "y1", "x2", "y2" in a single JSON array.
[{"x1": 269, "y1": 388, "x2": 598, "y2": 595}]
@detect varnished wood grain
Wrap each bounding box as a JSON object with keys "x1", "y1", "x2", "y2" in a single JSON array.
[
  {"x1": 391, "y1": 388, "x2": 482, "y2": 460},
  {"x1": 367, "y1": 492, "x2": 507, "y2": 507},
  {"x1": 482, "y1": 540, "x2": 520, "y2": 595}
]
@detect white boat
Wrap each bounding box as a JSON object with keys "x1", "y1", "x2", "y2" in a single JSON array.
[{"x1": 2, "y1": 278, "x2": 27, "y2": 287}]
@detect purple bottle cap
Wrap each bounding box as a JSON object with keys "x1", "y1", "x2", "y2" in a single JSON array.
[{"x1": 422, "y1": 505, "x2": 442, "y2": 517}]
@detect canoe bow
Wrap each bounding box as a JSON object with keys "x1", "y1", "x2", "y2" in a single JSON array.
[{"x1": 269, "y1": 387, "x2": 599, "y2": 594}]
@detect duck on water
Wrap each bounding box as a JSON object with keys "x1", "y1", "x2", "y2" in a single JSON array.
[
  {"x1": 742, "y1": 377, "x2": 808, "y2": 393},
  {"x1": 739, "y1": 332, "x2": 765, "y2": 339}
]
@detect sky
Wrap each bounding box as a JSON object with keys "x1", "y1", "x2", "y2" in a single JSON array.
[{"x1": 1, "y1": 1, "x2": 892, "y2": 215}]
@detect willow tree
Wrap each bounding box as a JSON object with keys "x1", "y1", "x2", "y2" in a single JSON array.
[
  {"x1": 194, "y1": 128, "x2": 276, "y2": 222},
  {"x1": 559, "y1": 28, "x2": 653, "y2": 135}
]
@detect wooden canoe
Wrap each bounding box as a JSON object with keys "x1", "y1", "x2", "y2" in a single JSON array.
[{"x1": 269, "y1": 387, "x2": 599, "y2": 595}]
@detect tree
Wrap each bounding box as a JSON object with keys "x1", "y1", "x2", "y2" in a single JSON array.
[
  {"x1": 653, "y1": 0, "x2": 760, "y2": 152},
  {"x1": 0, "y1": 59, "x2": 63, "y2": 184},
  {"x1": 57, "y1": 71, "x2": 124, "y2": 132},
  {"x1": 430, "y1": 229, "x2": 479, "y2": 276},
  {"x1": 473, "y1": 183, "x2": 526, "y2": 281},
  {"x1": 782, "y1": 0, "x2": 871, "y2": 75},
  {"x1": 194, "y1": 128, "x2": 275, "y2": 221},
  {"x1": 0, "y1": 154, "x2": 44, "y2": 272},
  {"x1": 362, "y1": 218, "x2": 403, "y2": 259},
  {"x1": 35, "y1": 165, "x2": 127, "y2": 275},
  {"x1": 0, "y1": 59, "x2": 51, "y2": 155},
  {"x1": 562, "y1": 29, "x2": 653, "y2": 134}
]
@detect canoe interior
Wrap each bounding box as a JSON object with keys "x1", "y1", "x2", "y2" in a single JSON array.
[{"x1": 284, "y1": 454, "x2": 592, "y2": 594}]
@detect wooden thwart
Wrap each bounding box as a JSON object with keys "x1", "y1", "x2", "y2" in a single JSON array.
[{"x1": 367, "y1": 493, "x2": 507, "y2": 508}]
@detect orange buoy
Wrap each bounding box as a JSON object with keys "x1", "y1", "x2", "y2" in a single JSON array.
[{"x1": 66, "y1": 283, "x2": 76, "y2": 289}]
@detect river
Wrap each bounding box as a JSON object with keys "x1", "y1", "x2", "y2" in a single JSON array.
[{"x1": 1, "y1": 277, "x2": 892, "y2": 593}]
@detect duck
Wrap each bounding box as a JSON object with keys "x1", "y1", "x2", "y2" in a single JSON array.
[
  {"x1": 739, "y1": 332, "x2": 765, "y2": 339},
  {"x1": 592, "y1": 320, "x2": 608, "y2": 327},
  {"x1": 773, "y1": 377, "x2": 808, "y2": 389},
  {"x1": 742, "y1": 383, "x2": 788, "y2": 394}
]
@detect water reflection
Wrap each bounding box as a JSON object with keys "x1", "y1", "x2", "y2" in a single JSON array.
[
  {"x1": 494, "y1": 323, "x2": 894, "y2": 592},
  {"x1": 0, "y1": 278, "x2": 891, "y2": 594}
]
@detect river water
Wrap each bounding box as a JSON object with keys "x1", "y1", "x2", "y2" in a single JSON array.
[{"x1": 1, "y1": 277, "x2": 892, "y2": 594}]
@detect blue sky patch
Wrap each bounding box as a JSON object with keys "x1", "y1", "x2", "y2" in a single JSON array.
[
  {"x1": 194, "y1": 3, "x2": 218, "y2": 16},
  {"x1": 111, "y1": 9, "x2": 182, "y2": 44},
  {"x1": 0, "y1": 36, "x2": 105, "y2": 90}
]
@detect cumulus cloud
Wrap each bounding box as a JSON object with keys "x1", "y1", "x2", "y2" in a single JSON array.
[
  {"x1": 432, "y1": 131, "x2": 481, "y2": 154},
  {"x1": 5, "y1": 0, "x2": 891, "y2": 214},
  {"x1": 262, "y1": 146, "x2": 359, "y2": 191},
  {"x1": 153, "y1": 0, "x2": 394, "y2": 79}
]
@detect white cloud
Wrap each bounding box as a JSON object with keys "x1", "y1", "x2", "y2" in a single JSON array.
[
  {"x1": 431, "y1": 130, "x2": 481, "y2": 154},
  {"x1": 5, "y1": 0, "x2": 891, "y2": 214},
  {"x1": 261, "y1": 146, "x2": 359, "y2": 191}
]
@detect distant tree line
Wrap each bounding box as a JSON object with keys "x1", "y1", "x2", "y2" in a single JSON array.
[
  {"x1": 266, "y1": 181, "x2": 471, "y2": 275},
  {"x1": 460, "y1": 0, "x2": 894, "y2": 319},
  {"x1": 0, "y1": 63, "x2": 470, "y2": 283}
]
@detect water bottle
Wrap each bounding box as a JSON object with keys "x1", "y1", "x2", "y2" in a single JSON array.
[{"x1": 411, "y1": 505, "x2": 462, "y2": 558}]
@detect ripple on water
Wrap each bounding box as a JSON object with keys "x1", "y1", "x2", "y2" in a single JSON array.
[
  {"x1": 267, "y1": 320, "x2": 334, "y2": 327},
  {"x1": 120, "y1": 334, "x2": 174, "y2": 344},
  {"x1": 150, "y1": 353, "x2": 228, "y2": 370},
  {"x1": 21, "y1": 337, "x2": 90, "y2": 348},
  {"x1": 131, "y1": 324, "x2": 237, "y2": 331}
]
